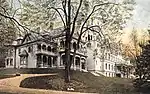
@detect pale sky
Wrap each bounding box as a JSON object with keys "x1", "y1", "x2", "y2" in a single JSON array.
[{"x1": 127, "y1": 0, "x2": 150, "y2": 29}]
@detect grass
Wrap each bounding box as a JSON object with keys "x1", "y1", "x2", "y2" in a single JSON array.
[
  {"x1": 20, "y1": 70, "x2": 138, "y2": 94},
  {"x1": 0, "y1": 74, "x2": 16, "y2": 79},
  {"x1": 0, "y1": 92, "x2": 18, "y2": 94}
]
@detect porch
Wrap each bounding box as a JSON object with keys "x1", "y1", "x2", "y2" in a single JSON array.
[{"x1": 36, "y1": 54, "x2": 57, "y2": 68}]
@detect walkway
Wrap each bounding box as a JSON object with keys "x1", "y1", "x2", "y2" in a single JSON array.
[{"x1": 0, "y1": 74, "x2": 96, "y2": 94}]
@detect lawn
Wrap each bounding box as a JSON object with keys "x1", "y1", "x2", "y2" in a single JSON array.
[
  {"x1": 0, "y1": 75, "x2": 16, "y2": 79},
  {"x1": 20, "y1": 70, "x2": 138, "y2": 94}
]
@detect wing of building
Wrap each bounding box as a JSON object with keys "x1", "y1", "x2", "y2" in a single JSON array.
[{"x1": 5, "y1": 28, "x2": 134, "y2": 78}]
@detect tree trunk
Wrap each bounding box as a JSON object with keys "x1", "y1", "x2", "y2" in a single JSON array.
[{"x1": 65, "y1": 30, "x2": 71, "y2": 83}]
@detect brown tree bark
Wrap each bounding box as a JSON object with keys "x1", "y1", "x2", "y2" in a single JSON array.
[{"x1": 64, "y1": 28, "x2": 71, "y2": 83}]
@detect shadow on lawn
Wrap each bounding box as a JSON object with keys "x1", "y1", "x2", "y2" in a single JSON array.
[
  {"x1": 0, "y1": 92, "x2": 18, "y2": 94},
  {"x1": 0, "y1": 75, "x2": 16, "y2": 79}
]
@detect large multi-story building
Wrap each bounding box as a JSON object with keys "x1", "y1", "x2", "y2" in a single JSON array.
[
  {"x1": 5, "y1": 28, "x2": 133, "y2": 78},
  {"x1": 5, "y1": 29, "x2": 87, "y2": 71}
]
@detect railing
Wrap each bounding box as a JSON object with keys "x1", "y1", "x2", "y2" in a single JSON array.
[{"x1": 36, "y1": 49, "x2": 57, "y2": 56}]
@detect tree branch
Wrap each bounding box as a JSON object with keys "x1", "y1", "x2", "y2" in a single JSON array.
[
  {"x1": 70, "y1": 0, "x2": 83, "y2": 38},
  {"x1": 62, "y1": 0, "x2": 68, "y2": 24},
  {"x1": 47, "y1": 7, "x2": 66, "y2": 28},
  {"x1": 80, "y1": 2, "x2": 118, "y2": 34}
]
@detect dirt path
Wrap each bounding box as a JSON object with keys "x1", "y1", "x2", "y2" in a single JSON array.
[
  {"x1": 0, "y1": 74, "x2": 96, "y2": 94},
  {"x1": 0, "y1": 74, "x2": 55, "y2": 87}
]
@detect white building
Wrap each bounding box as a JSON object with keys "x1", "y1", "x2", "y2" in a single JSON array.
[
  {"x1": 83, "y1": 31, "x2": 134, "y2": 78},
  {"x1": 5, "y1": 28, "x2": 133, "y2": 78},
  {"x1": 5, "y1": 29, "x2": 87, "y2": 71}
]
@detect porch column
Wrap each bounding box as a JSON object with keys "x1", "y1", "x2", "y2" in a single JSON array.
[
  {"x1": 51, "y1": 57, "x2": 53, "y2": 67},
  {"x1": 41, "y1": 55, "x2": 43, "y2": 67},
  {"x1": 84, "y1": 57, "x2": 87, "y2": 71},
  {"x1": 60, "y1": 55, "x2": 63, "y2": 66},
  {"x1": 57, "y1": 55, "x2": 60, "y2": 68},
  {"x1": 73, "y1": 56, "x2": 76, "y2": 70},
  {"x1": 79, "y1": 57, "x2": 81, "y2": 71}
]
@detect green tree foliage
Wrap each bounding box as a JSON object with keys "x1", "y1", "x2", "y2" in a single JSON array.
[
  {"x1": 134, "y1": 41, "x2": 150, "y2": 93},
  {"x1": 19, "y1": 0, "x2": 135, "y2": 37},
  {"x1": 0, "y1": 0, "x2": 16, "y2": 46},
  {"x1": 18, "y1": 0, "x2": 135, "y2": 83},
  {"x1": 0, "y1": 0, "x2": 16, "y2": 67}
]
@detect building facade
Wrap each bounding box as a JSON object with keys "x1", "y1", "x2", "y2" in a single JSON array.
[
  {"x1": 5, "y1": 29, "x2": 133, "y2": 78},
  {"x1": 5, "y1": 29, "x2": 87, "y2": 71}
]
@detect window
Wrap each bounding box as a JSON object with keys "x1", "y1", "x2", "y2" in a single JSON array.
[
  {"x1": 28, "y1": 46, "x2": 32, "y2": 53},
  {"x1": 73, "y1": 42, "x2": 76, "y2": 49},
  {"x1": 87, "y1": 43, "x2": 91, "y2": 48},
  {"x1": 10, "y1": 49, "x2": 13, "y2": 56},
  {"x1": 85, "y1": 37, "x2": 87, "y2": 41},
  {"x1": 10, "y1": 59, "x2": 13, "y2": 66},
  {"x1": 77, "y1": 44, "x2": 80, "y2": 49},
  {"x1": 6, "y1": 59, "x2": 9, "y2": 66},
  {"x1": 80, "y1": 45, "x2": 83, "y2": 49},
  {"x1": 37, "y1": 44, "x2": 41, "y2": 50},
  {"x1": 53, "y1": 57, "x2": 57, "y2": 66},
  {"x1": 60, "y1": 41, "x2": 65, "y2": 48},
  {"x1": 18, "y1": 49, "x2": 21, "y2": 54},
  {"x1": 75, "y1": 57, "x2": 80, "y2": 66},
  {"x1": 88, "y1": 34, "x2": 90, "y2": 41},
  {"x1": 105, "y1": 53, "x2": 107, "y2": 59},
  {"x1": 108, "y1": 54, "x2": 110, "y2": 60},
  {"x1": 20, "y1": 57, "x2": 26, "y2": 65},
  {"x1": 37, "y1": 55, "x2": 42, "y2": 62},
  {"x1": 43, "y1": 56, "x2": 47, "y2": 63},
  {"x1": 42, "y1": 45, "x2": 46, "y2": 50},
  {"x1": 111, "y1": 65, "x2": 113, "y2": 71},
  {"x1": 105, "y1": 63, "x2": 107, "y2": 69},
  {"x1": 37, "y1": 55, "x2": 42, "y2": 67},
  {"x1": 47, "y1": 46, "x2": 51, "y2": 51},
  {"x1": 52, "y1": 48, "x2": 57, "y2": 53}
]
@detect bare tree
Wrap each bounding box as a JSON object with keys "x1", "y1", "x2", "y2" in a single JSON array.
[{"x1": 0, "y1": 0, "x2": 135, "y2": 84}]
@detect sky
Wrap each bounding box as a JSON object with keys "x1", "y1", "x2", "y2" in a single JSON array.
[
  {"x1": 127, "y1": 0, "x2": 150, "y2": 29},
  {"x1": 121, "y1": 0, "x2": 150, "y2": 44}
]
